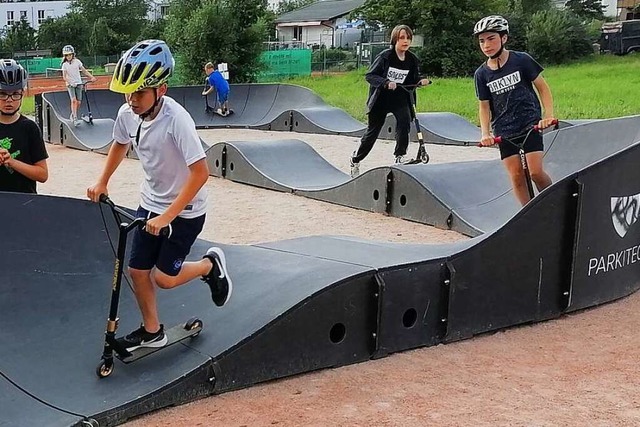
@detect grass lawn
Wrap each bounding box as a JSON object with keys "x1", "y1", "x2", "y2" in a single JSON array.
[
  {"x1": 280, "y1": 54, "x2": 640, "y2": 124},
  {"x1": 21, "y1": 54, "x2": 639, "y2": 123},
  {"x1": 21, "y1": 96, "x2": 34, "y2": 116}
]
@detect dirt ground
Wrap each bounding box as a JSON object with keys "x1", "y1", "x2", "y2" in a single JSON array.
[
  {"x1": 27, "y1": 75, "x2": 112, "y2": 96},
  {"x1": 39, "y1": 130, "x2": 640, "y2": 427}
]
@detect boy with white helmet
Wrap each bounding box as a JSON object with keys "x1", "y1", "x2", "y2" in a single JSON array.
[
  {"x1": 61, "y1": 45, "x2": 96, "y2": 126},
  {"x1": 87, "y1": 40, "x2": 232, "y2": 351},
  {"x1": 0, "y1": 59, "x2": 48, "y2": 193},
  {"x1": 474, "y1": 15, "x2": 556, "y2": 206}
]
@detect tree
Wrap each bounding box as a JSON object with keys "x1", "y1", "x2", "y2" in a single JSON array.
[
  {"x1": 527, "y1": 8, "x2": 592, "y2": 64},
  {"x1": 165, "y1": 0, "x2": 268, "y2": 83},
  {"x1": 508, "y1": 0, "x2": 551, "y2": 16},
  {"x1": 139, "y1": 18, "x2": 167, "y2": 41},
  {"x1": 37, "y1": 14, "x2": 90, "y2": 55},
  {"x1": 69, "y1": 0, "x2": 149, "y2": 55},
  {"x1": 5, "y1": 18, "x2": 37, "y2": 53},
  {"x1": 565, "y1": 0, "x2": 605, "y2": 21},
  {"x1": 357, "y1": 0, "x2": 511, "y2": 77},
  {"x1": 88, "y1": 17, "x2": 114, "y2": 56}
]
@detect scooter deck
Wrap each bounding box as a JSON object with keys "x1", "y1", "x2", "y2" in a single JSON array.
[
  {"x1": 206, "y1": 107, "x2": 234, "y2": 117},
  {"x1": 214, "y1": 109, "x2": 234, "y2": 117},
  {"x1": 116, "y1": 322, "x2": 202, "y2": 364}
]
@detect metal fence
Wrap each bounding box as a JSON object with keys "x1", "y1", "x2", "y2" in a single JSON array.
[{"x1": 9, "y1": 54, "x2": 122, "y2": 76}]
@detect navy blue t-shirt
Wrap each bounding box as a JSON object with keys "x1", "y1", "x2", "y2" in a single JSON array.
[{"x1": 474, "y1": 51, "x2": 544, "y2": 138}]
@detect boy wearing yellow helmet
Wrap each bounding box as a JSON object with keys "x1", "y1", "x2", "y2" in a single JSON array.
[{"x1": 87, "y1": 40, "x2": 232, "y2": 352}]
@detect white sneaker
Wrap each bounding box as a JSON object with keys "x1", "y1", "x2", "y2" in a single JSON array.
[
  {"x1": 350, "y1": 157, "x2": 360, "y2": 178},
  {"x1": 395, "y1": 155, "x2": 405, "y2": 164}
]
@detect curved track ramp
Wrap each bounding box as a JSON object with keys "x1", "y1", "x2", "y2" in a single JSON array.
[
  {"x1": 206, "y1": 116, "x2": 640, "y2": 236},
  {"x1": 42, "y1": 91, "x2": 116, "y2": 154},
  {"x1": 3, "y1": 131, "x2": 640, "y2": 424},
  {"x1": 40, "y1": 85, "x2": 595, "y2": 149}
]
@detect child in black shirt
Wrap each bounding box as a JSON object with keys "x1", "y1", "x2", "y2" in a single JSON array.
[
  {"x1": 350, "y1": 25, "x2": 431, "y2": 177},
  {"x1": 474, "y1": 16, "x2": 556, "y2": 205},
  {"x1": 0, "y1": 59, "x2": 48, "y2": 193}
]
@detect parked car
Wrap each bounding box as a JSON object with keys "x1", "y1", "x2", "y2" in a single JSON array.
[{"x1": 600, "y1": 19, "x2": 640, "y2": 55}]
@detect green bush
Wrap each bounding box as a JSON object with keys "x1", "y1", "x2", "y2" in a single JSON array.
[
  {"x1": 414, "y1": 33, "x2": 483, "y2": 78},
  {"x1": 312, "y1": 48, "x2": 349, "y2": 63},
  {"x1": 527, "y1": 9, "x2": 593, "y2": 64}
]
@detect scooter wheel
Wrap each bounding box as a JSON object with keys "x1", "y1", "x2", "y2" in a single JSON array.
[
  {"x1": 81, "y1": 419, "x2": 99, "y2": 427},
  {"x1": 185, "y1": 317, "x2": 203, "y2": 336},
  {"x1": 96, "y1": 360, "x2": 114, "y2": 378},
  {"x1": 421, "y1": 154, "x2": 430, "y2": 164}
]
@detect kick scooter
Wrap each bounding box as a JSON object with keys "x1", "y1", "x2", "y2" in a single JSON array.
[
  {"x1": 203, "y1": 82, "x2": 234, "y2": 117},
  {"x1": 80, "y1": 79, "x2": 95, "y2": 125},
  {"x1": 399, "y1": 82, "x2": 432, "y2": 165},
  {"x1": 95, "y1": 195, "x2": 203, "y2": 378},
  {"x1": 479, "y1": 119, "x2": 559, "y2": 200}
]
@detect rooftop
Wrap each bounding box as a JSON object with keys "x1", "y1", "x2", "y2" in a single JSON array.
[{"x1": 275, "y1": 0, "x2": 364, "y2": 24}]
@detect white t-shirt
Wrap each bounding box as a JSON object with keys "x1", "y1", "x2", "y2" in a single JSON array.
[
  {"x1": 61, "y1": 58, "x2": 83, "y2": 87},
  {"x1": 113, "y1": 96, "x2": 207, "y2": 218}
]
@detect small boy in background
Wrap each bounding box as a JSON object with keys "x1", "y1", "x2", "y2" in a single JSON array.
[{"x1": 202, "y1": 62, "x2": 230, "y2": 116}]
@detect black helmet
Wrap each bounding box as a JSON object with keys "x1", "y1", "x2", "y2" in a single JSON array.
[{"x1": 0, "y1": 59, "x2": 28, "y2": 91}]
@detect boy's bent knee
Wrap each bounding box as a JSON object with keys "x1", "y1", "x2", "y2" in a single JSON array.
[{"x1": 152, "y1": 270, "x2": 180, "y2": 289}]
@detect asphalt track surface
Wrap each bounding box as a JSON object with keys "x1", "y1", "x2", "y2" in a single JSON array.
[{"x1": 18, "y1": 86, "x2": 640, "y2": 426}]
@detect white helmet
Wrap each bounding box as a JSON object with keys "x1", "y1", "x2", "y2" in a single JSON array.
[
  {"x1": 62, "y1": 45, "x2": 75, "y2": 55},
  {"x1": 474, "y1": 15, "x2": 509, "y2": 36}
]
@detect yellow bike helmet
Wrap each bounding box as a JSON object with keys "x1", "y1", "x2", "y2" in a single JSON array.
[{"x1": 110, "y1": 39, "x2": 174, "y2": 94}]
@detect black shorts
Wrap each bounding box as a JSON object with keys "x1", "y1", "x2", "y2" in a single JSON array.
[
  {"x1": 498, "y1": 131, "x2": 544, "y2": 160},
  {"x1": 129, "y1": 206, "x2": 205, "y2": 276}
]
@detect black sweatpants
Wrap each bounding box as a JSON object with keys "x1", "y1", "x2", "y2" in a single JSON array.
[{"x1": 352, "y1": 104, "x2": 411, "y2": 163}]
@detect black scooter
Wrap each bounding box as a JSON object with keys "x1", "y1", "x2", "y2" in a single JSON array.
[
  {"x1": 479, "y1": 119, "x2": 559, "y2": 200},
  {"x1": 398, "y1": 82, "x2": 431, "y2": 165},
  {"x1": 95, "y1": 195, "x2": 203, "y2": 378},
  {"x1": 80, "y1": 80, "x2": 94, "y2": 125},
  {"x1": 203, "y1": 82, "x2": 234, "y2": 117}
]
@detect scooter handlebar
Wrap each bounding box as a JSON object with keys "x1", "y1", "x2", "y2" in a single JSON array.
[
  {"x1": 533, "y1": 119, "x2": 559, "y2": 132},
  {"x1": 477, "y1": 136, "x2": 501, "y2": 148},
  {"x1": 99, "y1": 194, "x2": 172, "y2": 238},
  {"x1": 477, "y1": 119, "x2": 559, "y2": 147}
]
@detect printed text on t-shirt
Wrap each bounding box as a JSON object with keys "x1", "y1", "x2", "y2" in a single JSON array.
[
  {"x1": 486, "y1": 71, "x2": 521, "y2": 95},
  {"x1": 386, "y1": 67, "x2": 409, "y2": 84}
]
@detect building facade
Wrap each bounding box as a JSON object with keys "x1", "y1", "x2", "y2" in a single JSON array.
[
  {"x1": 0, "y1": 0, "x2": 70, "y2": 30},
  {"x1": 0, "y1": 0, "x2": 169, "y2": 31}
]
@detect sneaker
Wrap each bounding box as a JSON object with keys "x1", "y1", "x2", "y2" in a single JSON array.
[
  {"x1": 350, "y1": 157, "x2": 360, "y2": 178},
  {"x1": 116, "y1": 324, "x2": 167, "y2": 352},
  {"x1": 395, "y1": 155, "x2": 406, "y2": 164},
  {"x1": 216, "y1": 108, "x2": 223, "y2": 115},
  {"x1": 202, "y1": 247, "x2": 233, "y2": 307}
]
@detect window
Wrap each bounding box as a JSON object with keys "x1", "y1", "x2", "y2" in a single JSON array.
[
  {"x1": 293, "y1": 26, "x2": 302, "y2": 41},
  {"x1": 37, "y1": 9, "x2": 45, "y2": 25},
  {"x1": 6, "y1": 11, "x2": 14, "y2": 27},
  {"x1": 19, "y1": 10, "x2": 27, "y2": 20},
  {"x1": 160, "y1": 5, "x2": 169, "y2": 17}
]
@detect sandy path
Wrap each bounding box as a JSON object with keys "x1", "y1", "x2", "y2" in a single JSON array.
[{"x1": 38, "y1": 130, "x2": 640, "y2": 427}]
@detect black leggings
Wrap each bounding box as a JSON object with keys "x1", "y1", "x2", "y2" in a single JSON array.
[{"x1": 352, "y1": 105, "x2": 411, "y2": 163}]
